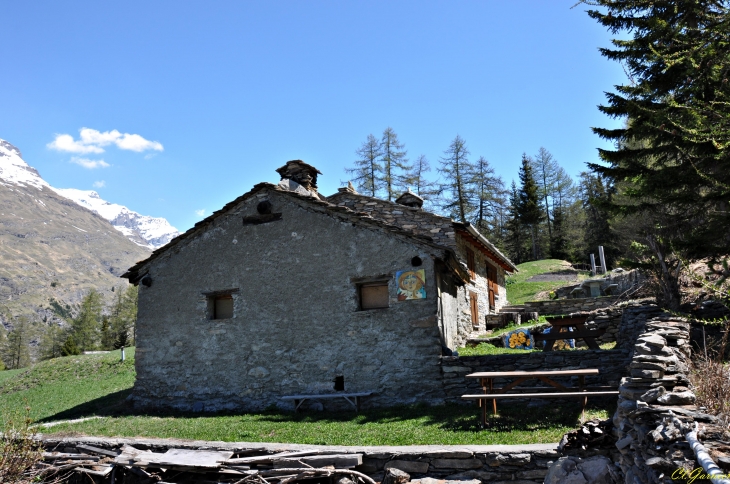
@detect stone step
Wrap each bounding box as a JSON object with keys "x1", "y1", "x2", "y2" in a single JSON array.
[{"x1": 499, "y1": 305, "x2": 527, "y2": 313}]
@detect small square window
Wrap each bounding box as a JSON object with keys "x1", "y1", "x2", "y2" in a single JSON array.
[
  {"x1": 213, "y1": 295, "x2": 233, "y2": 320},
  {"x1": 203, "y1": 289, "x2": 238, "y2": 320},
  {"x1": 360, "y1": 282, "x2": 389, "y2": 310}
]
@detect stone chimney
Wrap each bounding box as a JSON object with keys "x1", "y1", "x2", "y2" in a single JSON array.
[
  {"x1": 275, "y1": 160, "x2": 322, "y2": 193},
  {"x1": 395, "y1": 188, "x2": 424, "y2": 209}
]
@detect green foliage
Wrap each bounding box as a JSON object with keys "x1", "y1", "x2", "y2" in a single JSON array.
[
  {"x1": 38, "y1": 323, "x2": 66, "y2": 360},
  {"x1": 457, "y1": 343, "x2": 536, "y2": 356},
  {"x1": 0, "y1": 319, "x2": 33, "y2": 370},
  {"x1": 60, "y1": 337, "x2": 81, "y2": 356},
  {"x1": 108, "y1": 285, "x2": 137, "y2": 348},
  {"x1": 71, "y1": 288, "x2": 104, "y2": 351},
  {"x1": 0, "y1": 406, "x2": 44, "y2": 484},
  {"x1": 0, "y1": 359, "x2": 4, "y2": 371},
  {"x1": 583, "y1": 0, "x2": 730, "y2": 307},
  {"x1": 49, "y1": 298, "x2": 73, "y2": 321}
]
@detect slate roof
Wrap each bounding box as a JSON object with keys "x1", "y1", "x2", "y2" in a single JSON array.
[{"x1": 121, "y1": 183, "x2": 471, "y2": 284}]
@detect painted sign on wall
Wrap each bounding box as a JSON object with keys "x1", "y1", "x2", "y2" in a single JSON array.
[{"x1": 396, "y1": 269, "x2": 426, "y2": 300}]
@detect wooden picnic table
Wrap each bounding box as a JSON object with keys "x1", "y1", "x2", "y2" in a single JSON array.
[
  {"x1": 533, "y1": 315, "x2": 606, "y2": 351},
  {"x1": 462, "y1": 369, "x2": 618, "y2": 427}
]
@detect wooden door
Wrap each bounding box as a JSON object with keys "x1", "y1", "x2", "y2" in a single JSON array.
[
  {"x1": 486, "y1": 267, "x2": 496, "y2": 310},
  {"x1": 469, "y1": 291, "x2": 479, "y2": 328}
]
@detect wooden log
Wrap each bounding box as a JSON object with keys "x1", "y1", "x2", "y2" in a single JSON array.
[
  {"x1": 273, "y1": 454, "x2": 363, "y2": 469},
  {"x1": 382, "y1": 467, "x2": 410, "y2": 484},
  {"x1": 223, "y1": 450, "x2": 323, "y2": 465},
  {"x1": 74, "y1": 465, "x2": 114, "y2": 477},
  {"x1": 76, "y1": 444, "x2": 120, "y2": 458},
  {"x1": 43, "y1": 453, "x2": 100, "y2": 461}
]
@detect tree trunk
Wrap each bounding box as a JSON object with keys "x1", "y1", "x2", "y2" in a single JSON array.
[{"x1": 646, "y1": 235, "x2": 682, "y2": 311}]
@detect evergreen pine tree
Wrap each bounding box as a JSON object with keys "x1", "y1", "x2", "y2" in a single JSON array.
[
  {"x1": 516, "y1": 154, "x2": 544, "y2": 260},
  {"x1": 438, "y1": 135, "x2": 474, "y2": 223},
  {"x1": 504, "y1": 181, "x2": 528, "y2": 264},
  {"x1": 346, "y1": 134, "x2": 383, "y2": 197},
  {"x1": 60, "y1": 336, "x2": 81, "y2": 356},
  {"x1": 550, "y1": 205, "x2": 570, "y2": 261},
  {"x1": 584, "y1": 0, "x2": 730, "y2": 308}
]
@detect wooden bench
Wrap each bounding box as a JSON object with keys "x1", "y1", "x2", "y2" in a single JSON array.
[
  {"x1": 463, "y1": 370, "x2": 618, "y2": 426},
  {"x1": 281, "y1": 392, "x2": 373, "y2": 412}
]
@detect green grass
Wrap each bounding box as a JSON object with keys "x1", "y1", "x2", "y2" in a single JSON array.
[
  {"x1": 0, "y1": 348, "x2": 615, "y2": 445},
  {"x1": 0, "y1": 368, "x2": 24, "y2": 385},
  {"x1": 458, "y1": 340, "x2": 618, "y2": 356},
  {"x1": 507, "y1": 259, "x2": 589, "y2": 305}
]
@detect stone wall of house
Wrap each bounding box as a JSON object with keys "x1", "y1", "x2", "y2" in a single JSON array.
[
  {"x1": 132, "y1": 188, "x2": 455, "y2": 412},
  {"x1": 328, "y1": 191, "x2": 510, "y2": 330},
  {"x1": 555, "y1": 269, "x2": 645, "y2": 299}
]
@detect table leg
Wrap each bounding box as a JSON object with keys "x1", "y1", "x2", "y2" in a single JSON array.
[
  {"x1": 576, "y1": 322, "x2": 601, "y2": 349},
  {"x1": 490, "y1": 379, "x2": 497, "y2": 415}
]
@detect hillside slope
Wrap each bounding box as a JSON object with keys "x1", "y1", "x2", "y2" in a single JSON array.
[{"x1": 0, "y1": 140, "x2": 151, "y2": 326}]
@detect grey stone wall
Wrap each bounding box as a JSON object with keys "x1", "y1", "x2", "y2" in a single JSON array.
[
  {"x1": 440, "y1": 349, "x2": 631, "y2": 403},
  {"x1": 132, "y1": 189, "x2": 453, "y2": 412},
  {"x1": 327, "y1": 190, "x2": 510, "y2": 339},
  {"x1": 610, "y1": 313, "x2": 729, "y2": 483},
  {"x1": 523, "y1": 296, "x2": 621, "y2": 316}
]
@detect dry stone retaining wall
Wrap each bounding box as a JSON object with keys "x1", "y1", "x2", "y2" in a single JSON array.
[{"x1": 39, "y1": 436, "x2": 560, "y2": 484}]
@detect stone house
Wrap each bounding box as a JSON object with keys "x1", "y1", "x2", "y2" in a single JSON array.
[{"x1": 122, "y1": 161, "x2": 516, "y2": 411}]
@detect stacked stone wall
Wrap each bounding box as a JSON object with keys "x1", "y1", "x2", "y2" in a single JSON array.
[
  {"x1": 39, "y1": 436, "x2": 560, "y2": 484},
  {"x1": 523, "y1": 296, "x2": 621, "y2": 315}
]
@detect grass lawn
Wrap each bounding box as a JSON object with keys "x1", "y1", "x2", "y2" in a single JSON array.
[
  {"x1": 507, "y1": 259, "x2": 589, "y2": 305},
  {"x1": 459, "y1": 340, "x2": 618, "y2": 356},
  {"x1": 0, "y1": 349, "x2": 614, "y2": 445}
]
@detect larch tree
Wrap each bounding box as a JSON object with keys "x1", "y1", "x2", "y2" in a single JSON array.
[
  {"x1": 468, "y1": 156, "x2": 507, "y2": 238},
  {"x1": 346, "y1": 134, "x2": 383, "y2": 197},
  {"x1": 531, "y1": 147, "x2": 560, "y2": 241},
  {"x1": 404, "y1": 154, "x2": 440, "y2": 209},
  {"x1": 380, "y1": 127, "x2": 410, "y2": 200},
  {"x1": 516, "y1": 154, "x2": 544, "y2": 260},
  {"x1": 0, "y1": 318, "x2": 33, "y2": 369},
  {"x1": 71, "y1": 288, "x2": 104, "y2": 352},
  {"x1": 438, "y1": 135, "x2": 474, "y2": 223}
]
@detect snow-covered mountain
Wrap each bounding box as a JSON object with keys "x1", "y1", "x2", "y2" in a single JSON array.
[
  {"x1": 0, "y1": 138, "x2": 179, "y2": 249},
  {"x1": 52, "y1": 188, "x2": 179, "y2": 249}
]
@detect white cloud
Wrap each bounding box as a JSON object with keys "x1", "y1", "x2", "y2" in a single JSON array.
[
  {"x1": 93, "y1": 180, "x2": 106, "y2": 188},
  {"x1": 48, "y1": 134, "x2": 104, "y2": 154},
  {"x1": 70, "y1": 157, "x2": 111, "y2": 169},
  {"x1": 48, "y1": 128, "x2": 164, "y2": 154},
  {"x1": 195, "y1": 209, "x2": 206, "y2": 217}
]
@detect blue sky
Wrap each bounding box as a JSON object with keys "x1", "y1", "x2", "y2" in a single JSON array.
[{"x1": 0, "y1": 1, "x2": 624, "y2": 232}]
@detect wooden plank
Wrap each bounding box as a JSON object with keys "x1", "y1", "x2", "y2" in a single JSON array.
[
  {"x1": 43, "y1": 453, "x2": 100, "y2": 461},
  {"x1": 74, "y1": 465, "x2": 113, "y2": 477},
  {"x1": 223, "y1": 450, "x2": 323, "y2": 465},
  {"x1": 156, "y1": 449, "x2": 232, "y2": 468},
  {"x1": 485, "y1": 386, "x2": 617, "y2": 393},
  {"x1": 546, "y1": 316, "x2": 590, "y2": 326},
  {"x1": 281, "y1": 392, "x2": 372, "y2": 400},
  {"x1": 76, "y1": 444, "x2": 119, "y2": 458},
  {"x1": 273, "y1": 454, "x2": 363, "y2": 469},
  {"x1": 462, "y1": 391, "x2": 619, "y2": 400},
  {"x1": 466, "y1": 369, "x2": 599, "y2": 378}
]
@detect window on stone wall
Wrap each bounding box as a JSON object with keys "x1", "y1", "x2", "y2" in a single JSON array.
[
  {"x1": 466, "y1": 249, "x2": 475, "y2": 279},
  {"x1": 360, "y1": 282, "x2": 390, "y2": 310},
  {"x1": 203, "y1": 289, "x2": 238, "y2": 320}
]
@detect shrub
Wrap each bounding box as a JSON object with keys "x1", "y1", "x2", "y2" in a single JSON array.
[
  {"x1": 0, "y1": 407, "x2": 44, "y2": 484},
  {"x1": 689, "y1": 320, "x2": 730, "y2": 432},
  {"x1": 60, "y1": 337, "x2": 81, "y2": 356}
]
